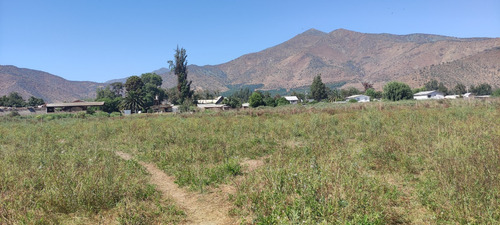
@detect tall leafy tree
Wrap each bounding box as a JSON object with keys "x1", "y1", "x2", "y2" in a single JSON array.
[
  {"x1": 470, "y1": 83, "x2": 492, "y2": 95},
  {"x1": 125, "y1": 76, "x2": 144, "y2": 93},
  {"x1": 168, "y1": 46, "x2": 193, "y2": 103},
  {"x1": 424, "y1": 79, "x2": 439, "y2": 91},
  {"x1": 7, "y1": 92, "x2": 25, "y2": 107},
  {"x1": 437, "y1": 82, "x2": 448, "y2": 94},
  {"x1": 140, "y1": 73, "x2": 165, "y2": 108},
  {"x1": 27, "y1": 96, "x2": 45, "y2": 106},
  {"x1": 141, "y1": 73, "x2": 163, "y2": 87},
  {"x1": 249, "y1": 92, "x2": 264, "y2": 108},
  {"x1": 383, "y1": 81, "x2": 413, "y2": 101},
  {"x1": 453, "y1": 83, "x2": 467, "y2": 95},
  {"x1": 310, "y1": 74, "x2": 327, "y2": 101},
  {"x1": 110, "y1": 82, "x2": 124, "y2": 97}
]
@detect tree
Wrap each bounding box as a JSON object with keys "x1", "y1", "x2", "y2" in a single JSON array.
[
  {"x1": 437, "y1": 82, "x2": 448, "y2": 95},
  {"x1": 424, "y1": 79, "x2": 439, "y2": 91},
  {"x1": 110, "y1": 82, "x2": 124, "y2": 97},
  {"x1": 27, "y1": 96, "x2": 45, "y2": 106},
  {"x1": 365, "y1": 88, "x2": 377, "y2": 100},
  {"x1": 263, "y1": 95, "x2": 276, "y2": 107},
  {"x1": 7, "y1": 92, "x2": 25, "y2": 107},
  {"x1": 383, "y1": 81, "x2": 413, "y2": 101},
  {"x1": 96, "y1": 87, "x2": 120, "y2": 100},
  {"x1": 249, "y1": 92, "x2": 264, "y2": 108},
  {"x1": 125, "y1": 76, "x2": 144, "y2": 92},
  {"x1": 492, "y1": 88, "x2": 500, "y2": 97},
  {"x1": 121, "y1": 91, "x2": 145, "y2": 113},
  {"x1": 276, "y1": 97, "x2": 290, "y2": 106},
  {"x1": 470, "y1": 83, "x2": 492, "y2": 95},
  {"x1": 99, "y1": 97, "x2": 121, "y2": 113},
  {"x1": 169, "y1": 46, "x2": 193, "y2": 103},
  {"x1": 221, "y1": 97, "x2": 242, "y2": 108},
  {"x1": 453, "y1": 83, "x2": 467, "y2": 95},
  {"x1": 140, "y1": 73, "x2": 165, "y2": 109},
  {"x1": 310, "y1": 74, "x2": 327, "y2": 101},
  {"x1": 232, "y1": 88, "x2": 252, "y2": 102}
]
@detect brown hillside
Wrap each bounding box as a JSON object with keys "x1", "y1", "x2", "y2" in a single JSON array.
[
  {"x1": 0, "y1": 65, "x2": 102, "y2": 102},
  {"x1": 205, "y1": 29, "x2": 499, "y2": 91}
]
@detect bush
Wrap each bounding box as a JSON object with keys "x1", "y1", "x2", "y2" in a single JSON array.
[
  {"x1": 249, "y1": 92, "x2": 265, "y2": 108},
  {"x1": 383, "y1": 81, "x2": 413, "y2": 101},
  {"x1": 348, "y1": 99, "x2": 358, "y2": 103},
  {"x1": 7, "y1": 111, "x2": 20, "y2": 117}
]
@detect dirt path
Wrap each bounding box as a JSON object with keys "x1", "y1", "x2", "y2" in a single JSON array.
[{"x1": 115, "y1": 151, "x2": 236, "y2": 225}]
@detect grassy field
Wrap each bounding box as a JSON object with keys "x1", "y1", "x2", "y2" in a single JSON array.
[{"x1": 1, "y1": 99, "x2": 499, "y2": 224}]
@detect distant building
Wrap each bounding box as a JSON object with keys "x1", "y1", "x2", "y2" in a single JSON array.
[
  {"x1": 197, "y1": 104, "x2": 230, "y2": 111},
  {"x1": 283, "y1": 96, "x2": 299, "y2": 104},
  {"x1": 46, "y1": 101, "x2": 104, "y2": 113},
  {"x1": 242, "y1": 103, "x2": 250, "y2": 108},
  {"x1": 444, "y1": 95, "x2": 459, "y2": 99},
  {"x1": 346, "y1": 94, "x2": 370, "y2": 102},
  {"x1": 413, "y1": 90, "x2": 444, "y2": 100},
  {"x1": 197, "y1": 96, "x2": 224, "y2": 104}
]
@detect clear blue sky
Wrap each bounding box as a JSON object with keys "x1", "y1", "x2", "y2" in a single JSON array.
[{"x1": 1, "y1": 0, "x2": 499, "y2": 82}]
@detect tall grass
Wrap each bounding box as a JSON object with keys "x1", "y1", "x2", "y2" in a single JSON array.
[
  {"x1": 1, "y1": 99, "x2": 499, "y2": 224},
  {"x1": 0, "y1": 118, "x2": 184, "y2": 224}
]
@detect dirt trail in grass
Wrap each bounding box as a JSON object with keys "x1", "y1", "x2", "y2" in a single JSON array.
[{"x1": 115, "y1": 151, "x2": 236, "y2": 225}]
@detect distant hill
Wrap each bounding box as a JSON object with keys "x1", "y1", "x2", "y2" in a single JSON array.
[
  {"x1": 0, "y1": 65, "x2": 103, "y2": 102},
  {"x1": 142, "y1": 29, "x2": 499, "y2": 92},
  {"x1": 4, "y1": 29, "x2": 499, "y2": 102}
]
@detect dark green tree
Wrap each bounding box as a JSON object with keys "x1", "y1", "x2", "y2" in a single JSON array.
[
  {"x1": 140, "y1": 73, "x2": 165, "y2": 109},
  {"x1": 169, "y1": 46, "x2": 193, "y2": 103},
  {"x1": 110, "y1": 82, "x2": 124, "y2": 97},
  {"x1": 424, "y1": 79, "x2": 439, "y2": 91},
  {"x1": 492, "y1": 88, "x2": 500, "y2": 97},
  {"x1": 310, "y1": 74, "x2": 327, "y2": 101},
  {"x1": 27, "y1": 96, "x2": 45, "y2": 106},
  {"x1": 249, "y1": 92, "x2": 265, "y2": 108},
  {"x1": 121, "y1": 91, "x2": 145, "y2": 113},
  {"x1": 99, "y1": 97, "x2": 121, "y2": 113},
  {"x1": 125, "y1": 76, "x2": 144, "y2": 93},
  {"x1": 276, "y1": 97, "x2": 290, "y2": 106},
  {"x1": 221, "y1": 97, "x2": 242, "y2": 108},
  {"x1": 96, "y1": 87, "x2": 120, "y2": 99},
  {"x1": 364, "y1": 88, "x2": 377, "y2": 100},
  {"x1": 453, "y1": 83, "x2": 467, "y2": 95},
  {"x1": 438, "y1": 82, "x2": 448, "y2": 94},
  {"x1": 263, "y1": 95, "x2": 276, "y2": 107},
  {"x1": 0, "y1": 95, "x2": 7, "y2": 106},
  {"x1": 383, "y1": 81, "x2": 413, "y2": 101},
  {"x1": 470, "y1": 83, "x2": 492, "y2": 95},
  {"x1": 231, "y1": 88, "x2": 252, "y2": 102},
  {"x1": 141, "y1": 73, "x2": 163, "y2": 87},
  {"x1": 7, "y1": 92, "x2": 25, "y2": 107}
]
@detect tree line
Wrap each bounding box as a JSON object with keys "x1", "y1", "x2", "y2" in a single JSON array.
[
  {"x1": 226, "y1": 75, "x2": 500, "y2": 108},
  {"x1": 0, "y1": 92, "x2": 45, "y2": 107}
]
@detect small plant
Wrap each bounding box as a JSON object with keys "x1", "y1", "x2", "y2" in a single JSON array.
[{"x1": 7, "y1": 111, "x2": 20, "y2": 117}]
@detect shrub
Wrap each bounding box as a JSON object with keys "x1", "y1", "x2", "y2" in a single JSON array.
[{"x1": 383, "y1": 81, "x2": 413, "y2": 101}]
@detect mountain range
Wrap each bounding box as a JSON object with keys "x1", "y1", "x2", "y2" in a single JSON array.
[{"x1": 2, "y1": 29, "x2": 499, "y2": 102}]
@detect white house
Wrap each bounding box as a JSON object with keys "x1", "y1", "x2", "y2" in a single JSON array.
[
  {"x1": 346, "y1": 95, "x2": 370, "y2": 102},
  {"x1": 444, "y1": 95, "x2": 459, "y2": 99},
  {"x1": 197, "y1": 96, "x2": 224, "y2": 104},
  {"x1": 283, "y1": 96, "x2": 299, "y2": 104},
  {"x1": 413, "y1": 90, "x2": 445, "y2": 100}
]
